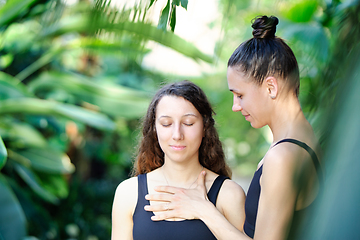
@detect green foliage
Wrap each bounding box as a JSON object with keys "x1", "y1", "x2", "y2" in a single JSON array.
[
  {"x1": 0, "y1": 175, "x2": 26, "y2": 240},
  {"x1": 280, "y1": 0, "x2": 319, "y2": 23},
  {"x1": 0, "y1": 0, "x2": 212, "y2": 238},
  {"x1": 0, "y1": 136, "x2": 7, "y2": 170},
  {"x1": 153, "y1": 0, "x2": 188, "y2": 32},
  {"x1": 0, "y1": 0, "x2": 39, "y2": 27}
]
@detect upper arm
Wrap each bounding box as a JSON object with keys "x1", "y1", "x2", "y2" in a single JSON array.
[
  {"x1": 216, "y1": 179, "x2": 246, "y2": 232},
  {"x1": 254, "y1": 148, "x2": 301, "y2": 240},
  {"x1": 111, "y1": 177, "x2": 138, "y2": 240}
]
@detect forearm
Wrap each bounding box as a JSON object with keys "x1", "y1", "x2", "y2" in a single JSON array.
[{"x1": 199, "y1": 200, "x2": 249, "y2": 240}]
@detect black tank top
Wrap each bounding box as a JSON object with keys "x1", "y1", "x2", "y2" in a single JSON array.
[
  {"x1": 243, "y1": 138, "x2": 323, "y2": 239},
  {"x1": 133, "y1": 174, "x2": 229, "y2": 240}
]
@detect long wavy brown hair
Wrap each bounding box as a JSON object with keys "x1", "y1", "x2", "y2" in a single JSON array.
[{"x1": 131, "y1": 80, "x2": 231, "y2": 178}]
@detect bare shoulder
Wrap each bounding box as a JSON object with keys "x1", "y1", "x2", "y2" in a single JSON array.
[
  {"x1": 216, "y1": 178, "x2": 246, "y2": 231},
  {"x1": 113, "y1": 176, "x2": 138, "y2": 214},
  {"x1": 263, "y1": 142, "x2": 308, "y2": 172},
  {"x1": 219, "y1": 179, "x2": 246, "y2": 199},
  {"x1": 115, "y1": 176, "x2": 138, "y2": 195},
  {"x1": 261, "y1": 142, "x2": 307, "y2": 191}
]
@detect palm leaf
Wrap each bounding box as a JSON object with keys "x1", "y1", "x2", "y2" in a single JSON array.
[{"x1": 0, "y1": 98, "x2": 115, "y2": 130}]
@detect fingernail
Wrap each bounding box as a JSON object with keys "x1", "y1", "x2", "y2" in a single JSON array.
[
  {"x1": 145, "y1": 195, "x2": 149, "y2": 199},
  {"x1": 144, "y1": 206, "x2": 149, "y2": 210}
]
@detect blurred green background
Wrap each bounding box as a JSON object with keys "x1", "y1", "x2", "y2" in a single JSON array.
[{"x1": 0, "y1": 0, "x2": 359, "y2": 239}]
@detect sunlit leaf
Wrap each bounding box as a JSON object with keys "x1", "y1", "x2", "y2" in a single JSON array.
[
  {"x1": 39, "y1": 16, "x2": 213, "y2": 63},
  {"x1": 0, "y1": 98, "x2": 115, "y2": 130},
  {"x1": 280, "y1": 0, "x2": 319, "y2": 23},
  {"x1": 0, "y1": 0, "x2": 38, "y2": 27},
  {"x1": 6, "y1": 122, "x2": 47, "y2": 148},
  {"x1": 158, "y1": 0, "x2": 171, "y2": 31},
  {"x1": 27, "y1": 71, "x2": 150, "y2": 118},
  {"x1": 0, "y1": 53, "x2": 13, "y2": 68},
  {"x1": 13, "y1": 163, "x2": 59, "y2": 204},
  {"x1": 0, "y1": 72, "x2": 32, "y2": 99},
  {"x1": 39, "y1": 173, "x2": 69, "y2": 199},
  {"x1": 0, "y1": 174, "x2": 26, "y2": 240},
  {"x1": 15, "y1": 148, "x2": 74, "y2": 174},
  {"x1": 0, "y1": 136, "x2": 7, "y2": 170},
  {"x1": 148, "y1": 0, "x2": 156, "y2": 9}
]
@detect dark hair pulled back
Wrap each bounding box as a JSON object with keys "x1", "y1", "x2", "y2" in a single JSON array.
[
  {"x1": 132, "y1": 80, "x2": 231, "y2": 178},
  {"x1": 228, "y1": 15, "x2": 300, "y2": 96}
]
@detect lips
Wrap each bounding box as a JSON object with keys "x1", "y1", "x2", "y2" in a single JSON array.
[
  {"x1": 243, "y1": 114, "x2": 250, "y2": 121},
  {"x1": 170, "y1": 145, "x2": 186, "y2": 151}
]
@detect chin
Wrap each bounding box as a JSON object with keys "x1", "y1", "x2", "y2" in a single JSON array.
[{"x1": 250, "y1": 122, "x2": 264, "y2": 129}]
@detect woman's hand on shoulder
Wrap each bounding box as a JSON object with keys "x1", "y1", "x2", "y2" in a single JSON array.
[
  {"x1": 111, "y1": 177, "x2": 138, "y2": 240},
  {"x1": 217, "y1": 179, "x2": 246, "y2": 231}
]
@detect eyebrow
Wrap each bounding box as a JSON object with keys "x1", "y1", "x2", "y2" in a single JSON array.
[{"x1": 158, "y1": 113, "x2": 199, "y2": 119}]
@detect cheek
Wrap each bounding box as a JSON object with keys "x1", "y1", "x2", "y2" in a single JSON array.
[
  {"x1": 188, "y1": 127, "x2": 204, "y2": 144},
  {"x1": 155, "y1": 125, "x2": 168, "y2": 142}
]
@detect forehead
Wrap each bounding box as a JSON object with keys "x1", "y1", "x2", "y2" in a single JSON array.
[
  {"x1": 227, "y1": 67, "x2": 256, "y2": 92},
  {"x1": 156, "y1": 95, "x2": 200, "y2": 117}
]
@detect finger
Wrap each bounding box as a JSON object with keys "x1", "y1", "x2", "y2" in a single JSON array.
[
  {"x1": 153, "y1": 185, "x2": 183, "y2": 194},
  {"x1": 144, "y1": 203, "x2": 170, "y2": 212},
  {"x1": 151, "y1": 212, "x2": 178, "y2": 221},
  {"x1": 196, "y1": 170, "x2": 206, "y2": 188},
  {"x1": 145, "y1": 193, "x2": 172, "y2": 202}
]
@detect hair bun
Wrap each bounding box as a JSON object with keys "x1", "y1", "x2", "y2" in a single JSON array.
[{"x1": 251, "y1": 15, "x2": 278, "y2": 39}]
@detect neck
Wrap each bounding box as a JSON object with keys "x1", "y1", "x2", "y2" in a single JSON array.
[
  {"x1": 161, "y1": 160, "x2": 203, "y2": 188},
  {"x1": 268, "y1": 95, "x2": 309, "y2": 142}
]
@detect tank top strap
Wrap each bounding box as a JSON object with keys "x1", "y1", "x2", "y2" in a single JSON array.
[
  {"x1": 274, "y1": 138, "x2": 324, "y2": 185},
  {"x1": 137, "y1": 174, "x2": 148, "y2": 205},
  {"x1": 207, "y1": 175, "x2": 229, "y2": 205}
]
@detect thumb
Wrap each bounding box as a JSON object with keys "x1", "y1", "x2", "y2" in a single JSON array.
[{"x1": 196, "y1": 170, "x2": 206, "y2": 189}]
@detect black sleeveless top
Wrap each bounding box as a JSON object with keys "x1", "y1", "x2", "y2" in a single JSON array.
[
  {"x1": 133, "y1": 174, "x2": 229, "y2": 240},
  {"x1": 243, "y1": 138, "x2": 323, "y2": 239}
]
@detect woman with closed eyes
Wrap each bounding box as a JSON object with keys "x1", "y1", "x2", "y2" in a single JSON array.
[{"x1": 111, "y1": 80, "x2": 246, "y2": 240}]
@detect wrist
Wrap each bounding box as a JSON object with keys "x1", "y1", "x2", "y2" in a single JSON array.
[{"x1": 197, "y1": 198, "x2": 217, "y2": 221}]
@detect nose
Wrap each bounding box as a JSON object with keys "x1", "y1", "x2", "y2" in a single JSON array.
[
  {"x1": 232, "y1": 96, "x2": 243, "y2": 112},
  {"x1": 172, "y1": 124, "x2": 183, "y2": 140}
]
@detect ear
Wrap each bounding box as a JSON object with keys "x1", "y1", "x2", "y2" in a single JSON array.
[{"x1": 265, "y1": 76, "x2": 278, "y2": 99}]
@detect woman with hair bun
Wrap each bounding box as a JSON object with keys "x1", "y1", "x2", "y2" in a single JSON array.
[
  {"x1": 111, "y1": 80, "x2": 245, "y2": 240},
  {"x1": 145, "y1": 16, "x2": 323, "y2": 240}
]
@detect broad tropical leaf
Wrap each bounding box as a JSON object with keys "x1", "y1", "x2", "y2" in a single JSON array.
[
  {"x1": 0, "y1": 174, "x2": 27, "y2": 240},
  {"x1": 0, "y1": 0, "x2": 39, "y2": 27},
  {"x1": 0, "y1": 98, "x2": 115, "y2": 130},
  {"x1": 28, "y1": 71, "x2": 151, "y2": 118},
  {"x1": 13, "y1": 163, "x2": 59, "y2": 204},
  {"x1": 14, "y1": 148, "x2": 74, "y2": 174},
  {"x1": 280, "y1": 0, "x2": 318, "y2": 23},
  {"x1": 5, "y1": 122, "x2": 47, "y2": 148},
  {"x1": 0, "y1": 72, "x2": 32, "y2": 100},
  {"x1": 282, "y1": 23, "x2": 329, "y2": 62}
]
